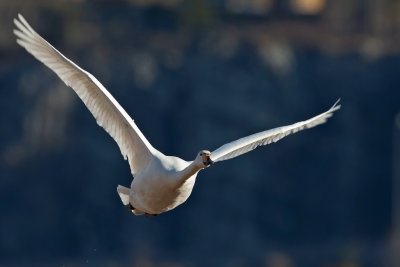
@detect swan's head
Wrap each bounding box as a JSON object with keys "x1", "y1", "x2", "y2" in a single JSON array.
[{"x1": 196, "y1": 150, "x2": 213, "y2": 167}]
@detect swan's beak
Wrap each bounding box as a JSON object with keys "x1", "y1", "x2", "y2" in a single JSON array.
[{"x1": 203, "y1": 157, "x2": 214, "y2": 166}]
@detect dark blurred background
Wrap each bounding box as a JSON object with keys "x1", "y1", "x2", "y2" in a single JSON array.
[{"x1": 1, "y1": 0, "x2": 400, "y2": 266}]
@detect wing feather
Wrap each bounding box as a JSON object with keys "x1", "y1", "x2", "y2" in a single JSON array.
[
  {"x1": 14, "y1": 14, "x2": 156, "y2": 176},
  {"x1": 211, "y1": 100, "x2": 340, "y2": 162}
]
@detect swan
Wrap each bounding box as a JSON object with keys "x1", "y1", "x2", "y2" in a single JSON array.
[{"x1": 14, "y1": 14, "x2": 340, "y2": 216}]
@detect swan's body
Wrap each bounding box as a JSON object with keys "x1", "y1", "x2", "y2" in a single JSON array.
[
  {"x1": 14, "y1": 14, "x2": 341, "y2": 216},
  {"x1": 121, "y1": 153, "x2": 198, "y2": 215}
]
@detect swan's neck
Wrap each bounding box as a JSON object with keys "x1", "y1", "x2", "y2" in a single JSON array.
[{"x1": 177, "y1": 161, "x2": 202, "y2": 183}]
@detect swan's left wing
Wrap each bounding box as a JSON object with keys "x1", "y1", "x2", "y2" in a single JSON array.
[{"x1": 210, "y1": 100, "x2": 340, "y2": 162}]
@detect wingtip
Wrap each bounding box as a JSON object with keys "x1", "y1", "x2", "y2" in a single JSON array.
[
  {"x1": 334, "y1": 98, "x2": 341, "y2": 106},
  {"x1": 13, "y1": 15, "x2": 24, "y2": 31},
  {"x1": 13, "y1": 29, "x2": 20, "y2": 36},
  {"x1": 18, "y1": 13, "x2": 28, "y2": 24},
  {"x1": 330, "y1": 98, "x2": 341, "y2": 112},
  {"x1": 14, "y1": 13, "x2": 36, "y2": 35},
  {"x1": 15, "y1": 38, "x2": 24, "y2": 46},
  {"x1": 15, "y1": 13, "x2": 23, "y2": 24}
]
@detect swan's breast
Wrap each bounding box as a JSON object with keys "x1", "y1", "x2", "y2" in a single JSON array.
[{"x1": 130, "y1": 155, "x2": 196, "y2": 214}]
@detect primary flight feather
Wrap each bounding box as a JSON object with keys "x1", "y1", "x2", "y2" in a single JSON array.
[{"x1": 14, "y1": 14, "x2": 340, "y2": 216}]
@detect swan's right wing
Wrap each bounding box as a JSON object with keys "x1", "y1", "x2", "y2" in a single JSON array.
[
  {"x1": 14, "y1": 14, "x2": 156, "y2": 176},
  {"x1": 210, "y1": 100, "x2": 340, "y2": 162}
]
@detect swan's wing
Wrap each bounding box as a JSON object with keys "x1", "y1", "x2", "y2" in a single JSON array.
[
  {"x1": 14, "y1": 14, "x2": 155, "y2": 176},
  {"x1": 210, "y1": 100, "x2": 340, "y2": 162}
]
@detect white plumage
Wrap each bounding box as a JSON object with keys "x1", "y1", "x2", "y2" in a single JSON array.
[
  {"x1": 14, "y1": 14, "x2": 340, "y2": 216},
  {"x1": 210, "y1": 100, "x2": 340, "y2": 162}
]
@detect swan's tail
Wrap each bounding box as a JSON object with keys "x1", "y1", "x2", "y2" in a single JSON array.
[{"x1": 117, "y1": 185, "x2": 130, "y2": 205}]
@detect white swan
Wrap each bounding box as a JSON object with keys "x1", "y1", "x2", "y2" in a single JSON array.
[{"x1": 14, "y1": 14, "x2": 341, "y2": 216}]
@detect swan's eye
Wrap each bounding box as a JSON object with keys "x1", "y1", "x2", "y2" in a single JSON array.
[{"x1": 200, "y1": 153, "x2": 203, "y2": 156}]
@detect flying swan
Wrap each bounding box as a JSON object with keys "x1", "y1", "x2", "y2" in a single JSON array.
[{"x1": 14, "y1": 14, "x2": 340, "y2": 216}]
